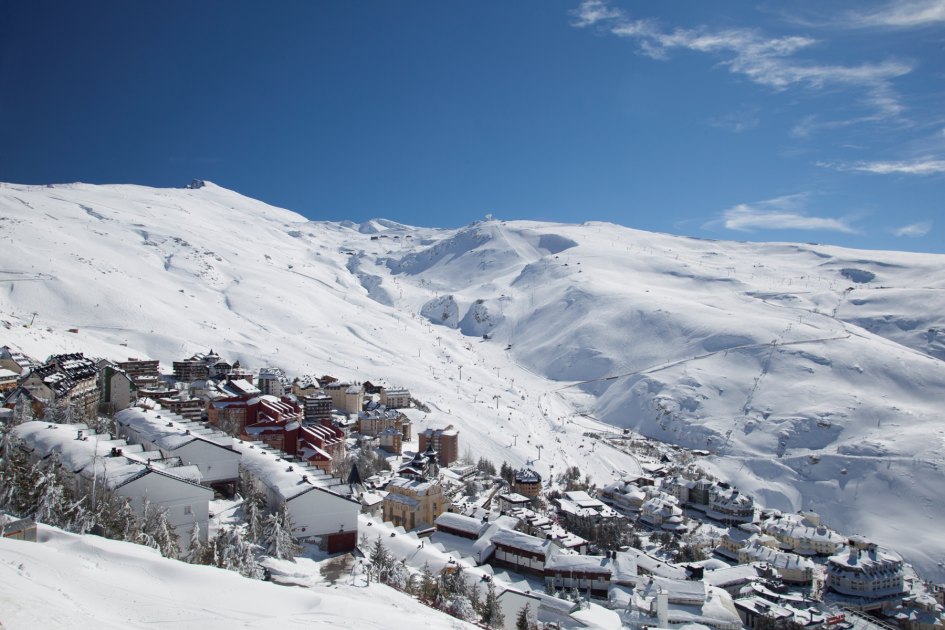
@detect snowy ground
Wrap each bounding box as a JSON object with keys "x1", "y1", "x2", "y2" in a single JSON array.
[
  {"x1": 2, "y1": 181, "x2": 944, "y2": 581},
  {"x1": 0, "y1": 525, "x2": 475, "y2": 629}
]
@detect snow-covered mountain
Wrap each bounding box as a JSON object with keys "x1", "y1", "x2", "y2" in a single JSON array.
[{"x1": 3, "y1": 181, "x2": 944, "y2": 580}]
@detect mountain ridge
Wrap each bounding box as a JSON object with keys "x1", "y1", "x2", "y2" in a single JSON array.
[{"x1": 2, "y1": 180, "x2": 944, "y2": 580}]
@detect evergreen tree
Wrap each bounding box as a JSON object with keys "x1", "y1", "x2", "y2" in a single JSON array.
[
  {"x1": 516, "y1": 603, "x2": 534, "y2": 630},
  {"x1": 369, "y1": 536, "x2": 393, "y2": 582},
  {"x1": 147, "y1": 504, "x2": 180, "y2": 559},
  {"x1": 34, "y1": 462, "x2": 69, "y2": 527},
  {"x1": 264, "y1": 505, "x2": 300, "y2": 561},
  {"x1": 184, "y1": 520, "x2": 206, "y2": 564},
  {"x1": 241, "y1": 475, "x2": 267, "y2": 545},
  {"x1": 480, "y1": 579, "x2": 505, "y2": 628},
  {"x1": 419, "y1": 562, "x2": 438, "y2": 602}
]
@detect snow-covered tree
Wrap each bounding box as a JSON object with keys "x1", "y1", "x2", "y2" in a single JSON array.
[
  {"x1": 480, "y1": 579, "x2": 505, "y2": 629},
  {"x1": 141, "y1": 501, "x2": 180, "y2": 559},
  {"x1": 419, "y1": 562, "x2": 439, "y2": 603},
  {"x1": 183, "y1": 519, "x2": 206, "y2": 564},
  {"x1": 369, "y1": 535, "x2": 393, "y2": 582},
  {"x1": 516, "y1": 603, "x2": 535, "y2": 630},
  {"x1": 240, "y1": 474, "x2": 267, "y2": 545},
  {"x1": 263, "y1": 504, "x2": 300, "y2": 561}
]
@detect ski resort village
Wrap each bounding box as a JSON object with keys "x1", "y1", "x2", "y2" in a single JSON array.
[{"x1": 2, "y1": 343, "x2": 943, "y2": 630}]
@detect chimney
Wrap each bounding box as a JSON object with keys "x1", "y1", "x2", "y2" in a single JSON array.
[{"x1": 657, "y1": 591, "x2": 669, "y2": 628}]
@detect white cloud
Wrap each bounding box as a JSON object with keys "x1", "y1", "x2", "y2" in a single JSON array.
[
  {"x1": 818, "y1": 157, "x2": 945, "y2": 174},
  {"x1": 719, "y1": 194, "x2": 856, "y2": 233},
  {"x1": 844, "y1": 0, "x2": 945, "y2": 28},
  {"x1": 893, "y1": 221, "x2": 932, "y2": 237},
  {"x1": 570, "y1": 0, "x2": 912, "y2": 119},
  {"x1": 708, "y1": 106, "x2": 760, "y2": 133}
]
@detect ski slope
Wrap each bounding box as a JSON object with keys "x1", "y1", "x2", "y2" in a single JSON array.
[{"x1": 2, "y1": 180, "x2": 944, "y2": 580}]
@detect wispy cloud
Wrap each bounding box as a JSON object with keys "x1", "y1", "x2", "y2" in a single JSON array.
[
  {"x1": 818, "y1": 157, "x2": 945, "y2": 174},
  {"x1": 893, "y1": 221, "x2": 932, "y2": 237},
  {"x1": 844, "y1": 0, "x2": 945, "y2": 28},
  {"x1": 718, "y1": 193, "x2": 857, "y2": 233},
  {"x1": 570, "y1": 0, "x2": 912, "y2": 119},
  {"x1": 709, "y1": 106, "x2": 760, "y2": 133}
]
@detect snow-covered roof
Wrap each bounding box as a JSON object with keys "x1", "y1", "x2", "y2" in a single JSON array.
[
  {"x1": 115, "y1": 406, "x2": 235, "y2": 452},
  {"x1": 12, "y1": 421, "x2": 206, "y2": 490},
  {"x1": 235, "y1": 439, "x2": 350, "y2": 502},
  {"x1": 545, "y1": 553, "x2": 611, "y2": 574},
  {"x1": 489, "y1": 528, "x2": 552, "y2": 555},
  {"x1": 434, "y1": 512, "x2": 488, "y2": 537}
]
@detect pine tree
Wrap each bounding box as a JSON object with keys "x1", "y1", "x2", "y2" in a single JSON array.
[
  {"x1": 183, "y1": 519, "x2": 206, "y2": 564},
  {"x1": 149, "y1": 505, "x2": 180, "y2": 558},
  {"x1": 136, "y1": 500, "x2": 160, "y2": 551},
  {"x1": 481, "y1": 579, "x2": 505, "y2": 628},
  {"x1": 34, "y1": 464, "x2": 68, "y2": 526},
  {"x1": 369, "y1": 535, "x2": 392, "y2": 582},
  {"x1": 516, "y1": 603, "x2": 534, "y2": 630},
  {"x1": 241, "y1": 477, "x2": 267, "y2": 545},
  {"x1": 419, "y1": 562, "x2": 439, "y2": 602},
  {"x1": 264, "y1": 505, "x2": 300, "y2": 561}
]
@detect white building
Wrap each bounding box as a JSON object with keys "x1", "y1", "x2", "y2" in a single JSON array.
[
  {"x1": 737, "y1": 540, "x2": 815, "y2": 584},
  {"x1": 640, "y1": 493, "x2": 686, "y2": 532},
  {"x1": 236, "y1": 440, "x2": 359, "y2": 552},
  {"x1": 761, "y1": 512, "x2": 846, "y2": 556},
  {"x1": 12, "y1": 421, "x2": 212, "y2": 549},
  {"x1": 115, "y1": 406, "x2": 240, "y2": 490},
  {"x1": 826, "y1": 537, "x2": 905, "y2": 604}
]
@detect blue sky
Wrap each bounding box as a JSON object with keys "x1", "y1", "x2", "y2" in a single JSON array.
[{"x1": 1, "y1": 1, "x2": 943, "y2": 252}]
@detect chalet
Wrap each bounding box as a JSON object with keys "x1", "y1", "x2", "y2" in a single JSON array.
[
  {"x1": 418, "y1": 425, "x2": 459, "y2": 467},
  {"x1": 13, "y1": 421, "x2": 213, "y2": 549},
  {"x1": 114, "y1": 406, "x2": 240, "y2": 492},
  {"x1": 382, "y1": 477, "x2": 447, "y2": 531},
  {"x1": 21, "y1": 353, "x2": 99, "y2": 420},
  {"x1": 544, "y1": 552, "x2": 612, "y2": 598},
  {"x1": 237, "y1": 440, "x2": 359, "y2": 551}
]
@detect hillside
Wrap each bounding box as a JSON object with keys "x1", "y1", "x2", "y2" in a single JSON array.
[{"x1": 2, "y1": 181, "x2": 944, "y2": 580}]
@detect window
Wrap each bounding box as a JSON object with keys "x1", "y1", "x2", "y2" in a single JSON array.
[{"x1": 184, "y1": 505, "x2": 192, "y2": 515}]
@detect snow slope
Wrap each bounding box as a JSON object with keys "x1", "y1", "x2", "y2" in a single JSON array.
[
  {"x1": 0, "y1": 525, "x2": 473, "y2": 629},
  {"x1": 2, "y1": 181, "x2": 944, "y2": 580}
]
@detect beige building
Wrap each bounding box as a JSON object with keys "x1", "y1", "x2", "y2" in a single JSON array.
[
  {"x1": 382, "y1": 477, "x2": 447, "y2": 531},
  {"x1": 418, "y1": 425, "x2": 459, "y2": 466}
]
